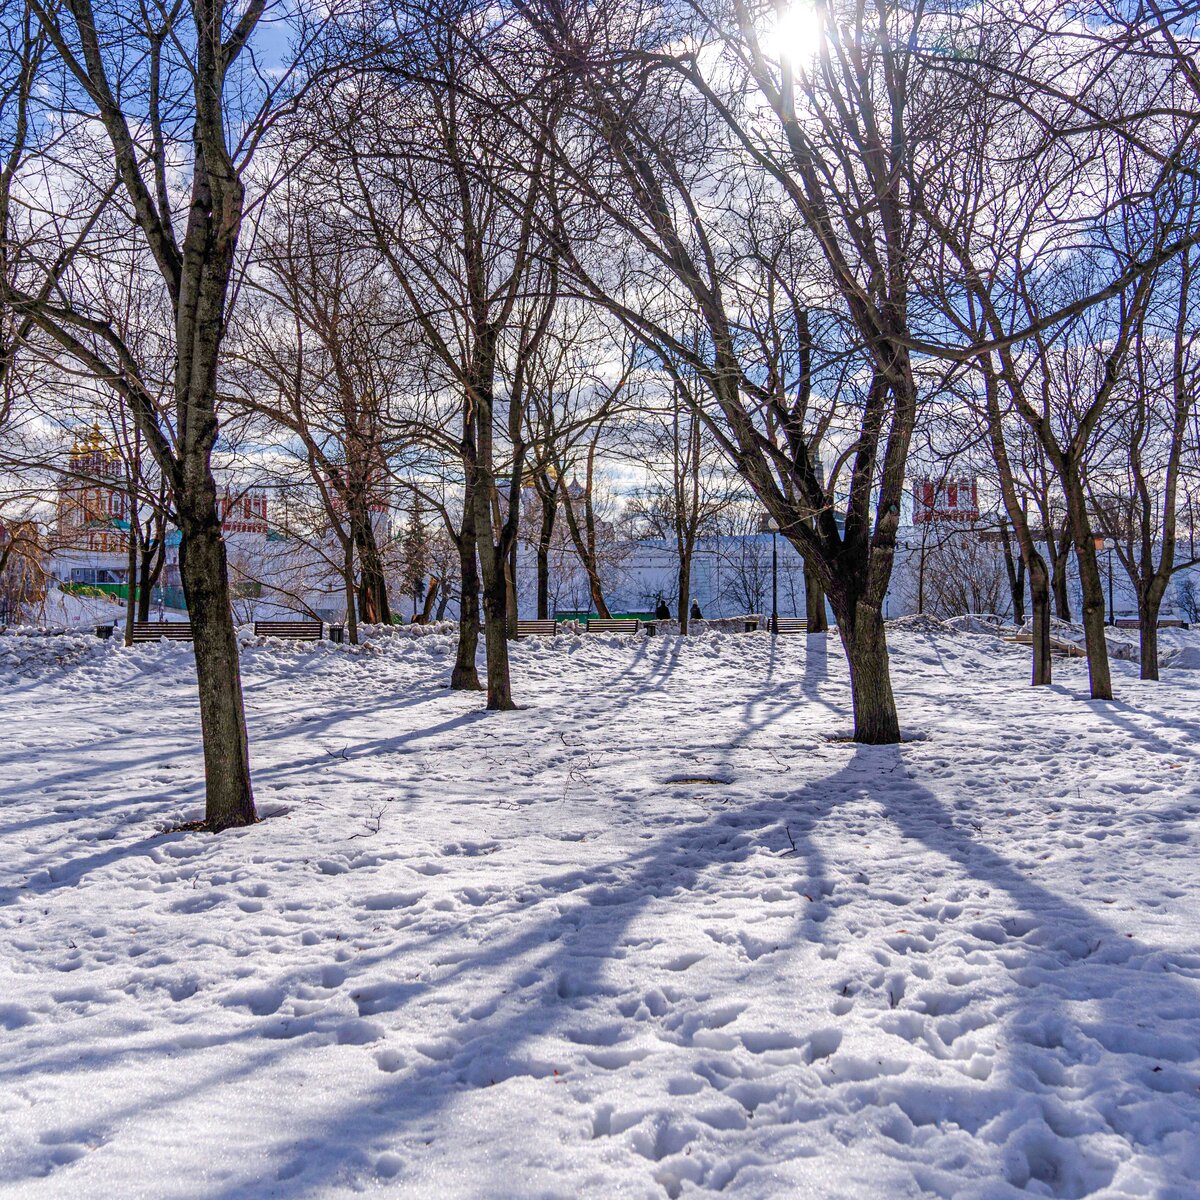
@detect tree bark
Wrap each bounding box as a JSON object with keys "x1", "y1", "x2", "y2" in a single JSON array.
[
  {"x1": 176, "y1": 494, "x2": 255, "y2": 831},
  {"x1": 1000, "y1": 519, "x2": 1025, "y2": 625},
  {"x1": 452, "y1": 497, "x2": 482, "y2": 691},
  {"x1": 471, "y1": 466, "x2": 515, "y2": 709},
  {"x1": 1138, "y1": 581, "x2": 1165, "y2": 681},
  {"x1": 124, "y1": 474, "x2": 138, "y2": 646},
  {"x1": 804, "y1": 560, "x2": 827, "y2": 631},
  {"x1": 836, "y1": 597, "x2": 901, "y2": 744},
  {"x1": 136, "y1": 536, "x2": 165, "y2": 623},
  {"x1": 1028, "y1": 556, "x2": 1053, "y2": 688},
  {"x1": 1064, "y1": 477, "x2": 1113, "y2": 699},
  {"x1": 351, "y1": 504, "x2": 390, "y2": 626},
  {"x1": 1050, "y1": 530, "x2": 1073, "y2": 621},
  {"x1": 343, "y1": 535, "x2": 359, "y2": 645},
  {"x1": 677, "y1": 549, "x2": 692, "y2": 635},
  {"x1": 557, "y1": 444, "x2": 611, "y2": 619},
  {"x1": 506, "y1": 536, "x2": 519, "y2": 639},
  {"x1": 418, "y1": 577, "x2": 438, "y2": 624},
  {"x1": 536, "y1": 491, "x2": 554, "y2": 621}
]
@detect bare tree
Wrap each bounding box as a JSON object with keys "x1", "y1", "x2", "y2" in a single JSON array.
[
  {"x1": 230, "y1": 191, "x2": 406, "y2": 638},
  {"x1": 1088, "y1": 244, "x2": 1200, "y2": 677},
  {"x1": 498, "y1": 0, "x2": 950, "y2": 741},
  {"x1": 631, "y1": 354, "x2": 740, "y2": 632},
  {"x1": 0, "y1": 1, "x2": 327, "y2": 828},
  {"x1": 321, "y1": 8, "x2": 560, "y2": 707}
]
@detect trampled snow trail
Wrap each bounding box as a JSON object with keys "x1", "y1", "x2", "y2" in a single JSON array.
[{"x1": 2, "y1": 624, "x2": 1199, "y2": 1198}]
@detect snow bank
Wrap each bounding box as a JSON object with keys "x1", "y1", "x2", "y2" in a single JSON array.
[
  {"x1": 1016, "y1": 616, "x2": 1175, "y2": 664},
  {"x1": 1161, "y1": 644, "x2": 1200, "y2": 670},
  {"x1": 886, "y1": 613, "x2": 956, "y2": 636},
  {"x1": 944, "y1": 613, "x2": 1013, "y2": 637}
]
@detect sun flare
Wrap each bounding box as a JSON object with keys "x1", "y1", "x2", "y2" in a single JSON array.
[{"x1": 768, "y1": 2, "x2": 825, "y2": 64}]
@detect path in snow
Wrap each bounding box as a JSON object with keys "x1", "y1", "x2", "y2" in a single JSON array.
[{"x1": 1, "y1": 626, "x2": 1199, "y2": 1198}]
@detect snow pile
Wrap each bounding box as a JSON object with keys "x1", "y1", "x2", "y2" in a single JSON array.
[
  {"x1": 944, "y1": 613, "x2": 1011, "y2": 637},
  {"x1": 887, "y1": 613, "x2": 955, "y2": 636},
  {"x1": 1161, "y1": 644, "x2": 1200, "y2": 671},
  {"x1": 2, "y1": 629, "x2": 1200, "y2": 1196},
  {"x1": 352, "y1": 619, "x2": 460, "y2": 641},
  {"x1": 1016, "y1": 616, "x2": 1142, "y2": 662},
  {"x1": 0, "y1": 631, "x2": 112, "y2": 685}
]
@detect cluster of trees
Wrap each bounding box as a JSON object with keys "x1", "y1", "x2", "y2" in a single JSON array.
[{"x1": 2, "y1": 0, "x2": 1199, "y2": 829}]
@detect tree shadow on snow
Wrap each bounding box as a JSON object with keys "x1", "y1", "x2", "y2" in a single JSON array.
[{"x1": 193, "y1": 733, "x2": 1200, "y2": 1199}]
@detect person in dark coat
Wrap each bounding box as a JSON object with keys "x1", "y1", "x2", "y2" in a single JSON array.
[
  {"x1": 690, "y1": 600, "x2": 703, "y2": 621},
  {"x1": 655, "y1": 597, "x2": 670, "y2": 621}
]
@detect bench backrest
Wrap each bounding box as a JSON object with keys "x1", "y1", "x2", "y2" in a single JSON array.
[
  {"x1": 515, "y1": 620, "x2": 557, "y2": 637},
  {"x1": 254, "y1": 620, "x2": 322, "y2": 639},
  {"x1": 586, "y1": 618, "x2": 640, "y2": 633},
  {"x1": 773, "y1": 617, "x2": 809, "y2": 633},
  {"x1": 1111, "y1": 617, "x2": 1189, "y2": 629},
  {"x1": 131, "y1": 621, "x2": 193, "y2": 641}
]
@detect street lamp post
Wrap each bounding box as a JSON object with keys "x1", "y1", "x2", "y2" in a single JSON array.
[
  {"x1": 1093, "y1": 534, "x2": 1116, "y2": 625},
  {"x1": 764, "y1": 515, "x2": 779, "y2": 634},
  {"x1": 1107, "y1": 547, "x2": 1114, "y2": 626}
]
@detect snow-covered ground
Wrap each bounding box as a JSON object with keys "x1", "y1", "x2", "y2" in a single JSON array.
[{"x1": 2, "y1": 624, "x2": 1200, "y2": 1198}]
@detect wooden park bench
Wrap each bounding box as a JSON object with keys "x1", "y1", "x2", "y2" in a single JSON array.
[
  {"x1": 131, "y1": 621, "x2": 193, "y2": 642},
  {"x1": 253, "y1": 619, "x2": 323, "y2": 640},
  {"x1": 515, "y1": 619, "x2": 557, "y2": 638},
  {"x1": 586, "y1": 618, "x2": 647, "y2": 635},
  {"x1": 1113, "y1": 617, "x2": 1189, "y2": 630},
  {"x1": 771, "y1": 617, "x2": 809, "y2": 634}
]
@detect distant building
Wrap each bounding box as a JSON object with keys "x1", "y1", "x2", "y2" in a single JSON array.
[
  {"x1": 912, "y1": 475, "x2": 979, "y2": 525},
  {"x1": 53, "y1": 426, "x2": 130, "y2": 585},
  {"x1": 217, "y1": 490, "x2": 269, "y2": 536}
]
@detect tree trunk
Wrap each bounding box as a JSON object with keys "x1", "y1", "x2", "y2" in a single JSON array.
[
  {"x1": 587, "y1": 569, "x2": 611, "y2": 620},
  {"x1": 1138, "y1": 575, "x2": 1168, "y2": 682},
  {"x1": 677, "y1": 551, "x2": 691, "y2": 635},
  {"x1": 1050, "y1": 530, "x2": 1073, "y2": 620},
  {"x1": 506, "y1": 536, "x2": 518, "y2": 639},
  {"x1": 1065, "y1": 481, "x2": 1112, "y2": 700},
  {"x1": 1052, "y1": 565, "x2": 1071, "y2": 622},
  {"x1": 351, "y1": 506, "x2": 390, "y2": 626},
  {"x1": 836, "y1": 596, "x2": 901, "y2": 744},
  {"x1": 419, "y1": 577, "x2": 438, "y2": 624},
  {"x1": 343, "y1": 536, "x2": 358, "y2": 646},
  {"x1": 558, "y1": 458, "x2": 610, "y2": 619},
  {"x1": 1000, "y1": 520, "x2": 1025, "y2": 625},
  {"x1": 471, "y1": 473, "x2": 515, "y2": 709},
  {"x1": 137, "y1": 547, "x2": 153, "y2": 622},
  {"x1": 804, "y1": 560, "x2": 827, "y2": 631},
  {"x1": 1028, "y1": 557, "x2": 1052, "y2": 687},
  {"x1": 536, "y1": 491, "x2": 554, "y2": 620},
  {"x1": 176, "y1": 500, "x2": 255, "y2": 831},
  {"x1": 137, "y1": 559, "x2": 152, "y2": 622},
  {"x1": 124, "y1": 497, "x2": 138, "y2": 646},
  {"x1": 452, "y1": 506, "x2": 482, "y2": 691}
]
